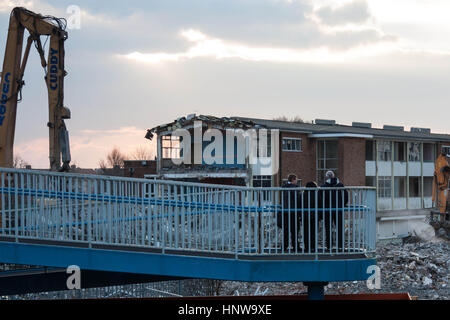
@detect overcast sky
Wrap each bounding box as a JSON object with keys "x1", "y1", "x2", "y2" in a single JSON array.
[{"x1": 1, "y1": 0, "x2": 449, "y2": 168}]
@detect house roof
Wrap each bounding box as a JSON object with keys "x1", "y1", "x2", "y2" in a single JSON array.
[
  {"x1": 146, "y1": 114, "x2": 450, "y2": 143},
  {"x1": 232, "y1": 117, "x2": 450, "y2": 142}
]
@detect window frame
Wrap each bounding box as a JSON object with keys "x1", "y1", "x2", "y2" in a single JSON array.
[
  {"x1": 377, "y1": 176, "x2": 392, "y2": 198},
  {"x1": 282, "y1": 137, "x2": 302, "y2": 152},
  {"x1": 252, "y1": 175, "x2": 272, "y2": 188},
  {"x1": 317, "y1": 139, "x2": 339, "y2": 185}
]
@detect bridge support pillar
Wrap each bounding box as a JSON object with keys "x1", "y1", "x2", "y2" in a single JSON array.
[{"x1": 304, "y1": 282, "x2": 328, "y2": 300}]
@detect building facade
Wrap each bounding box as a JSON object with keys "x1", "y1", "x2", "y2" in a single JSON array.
[{"x1": 146, "y1": 115, "x2": 450, "y2": 213}]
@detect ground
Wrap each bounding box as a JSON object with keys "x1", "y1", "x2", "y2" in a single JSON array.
[{"x1": 219, "y1": 227, "x2": 450, "y2": 300}]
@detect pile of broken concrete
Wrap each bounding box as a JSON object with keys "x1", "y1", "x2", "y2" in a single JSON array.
[{"x1": 220, "y1": 223, "x2": 450, "y2": 300}]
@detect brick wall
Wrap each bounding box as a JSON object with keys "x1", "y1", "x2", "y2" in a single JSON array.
[
  {"x1": 338, "y1": 138, "x2": 366, "y2": 186},
  {"x1": 123, "y1": 160, "x2": 157, "y2": 178},
  {"x1": 277, "y1": 134, "x2": 366, "y2": 187},
  {"x1": 278, "y1": 132, "x2": 316, "y2": 186}
]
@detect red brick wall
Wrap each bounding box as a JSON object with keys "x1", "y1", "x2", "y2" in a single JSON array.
[
  {"x1": 338, "y1": 138, "x2": 366, "y2": 186},
  {"x1": 123, "y1": 160, "x2": 157, "y2": 178},
  {"x1": 278, "y1": 132, "x2": 316, "y2": 186},
  {"x1": 277, "y1": 134, "x2": 366, "y2": 187}
]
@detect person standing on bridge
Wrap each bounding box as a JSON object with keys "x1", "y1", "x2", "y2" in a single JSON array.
[
  {"x1": 302, "y1": 181, "x2": 321, "y2": 253},
  {"x1": 279, "y1": 174, "x2": 301, "y2": 253},
  {"x1": 320, "y1": 171, "x2": 348, "y2": 251}
]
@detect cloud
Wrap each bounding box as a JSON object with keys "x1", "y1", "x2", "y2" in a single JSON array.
[
  {"x1": 313, "y1": 0, "x2": 370, "y2": 26},
  {"x1": 119, "y1": 28, "x2": 398, "y2": 65},
  {"x1": 0, "y1": 0, "x2": 33, "y2": 13}
]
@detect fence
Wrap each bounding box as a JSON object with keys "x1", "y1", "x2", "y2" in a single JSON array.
[{"x1": 0, "y1": 168, "x2": 376, "y2": 258}]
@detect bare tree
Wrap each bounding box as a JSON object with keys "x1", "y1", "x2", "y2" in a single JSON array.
[
  {"x1": 273, "y1": 115, "x2": 305, "y2": 123},
  {"x1": 290, "y1": 116, "x2": 305, "y2": 123},
  {"x1": 99, "y1": 147, "x2": 125, "y2": 168},
  {"x1": 98, "y1": 159, "x2": 107, "y2": 169},
  {"x1": 107, "y1": 147, "x2": 125, "y2": 168},
  {"x1": 13, "y1": 155, "x2": 30, "y2": 168},
  {"x1": 130, "y1": 146, "x2": 153, "y2": 160}
]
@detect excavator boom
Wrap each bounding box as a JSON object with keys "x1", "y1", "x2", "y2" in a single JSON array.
[
  {"x1": 432, "y1": 152, "x2": 450, "y2": 214},
  {"x1": 0, "y1": 7, "x2": 71, "y2": 171}
]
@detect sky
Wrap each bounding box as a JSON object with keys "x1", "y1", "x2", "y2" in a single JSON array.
[{"x1": 0, "y1": 0, "x2": 449, "y2": 168}]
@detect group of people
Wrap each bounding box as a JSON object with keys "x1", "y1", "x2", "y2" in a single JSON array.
[{"x1": 278, "y1": 171, "x2": 349, "y2": 253}]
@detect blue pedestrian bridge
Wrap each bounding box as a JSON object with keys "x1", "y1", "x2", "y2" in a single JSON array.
[{"x1": 0, "y1": 168, "x2": 377, "y2": 299}]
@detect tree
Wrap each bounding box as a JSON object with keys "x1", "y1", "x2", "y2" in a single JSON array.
[
  {"x1": 13, "y1": 155, "x2": 30, "y2": 168},
  {"x1": 98, "y1": 159, "x2": 107, "y2": 169},
  {"x1": 130, "y1": 146, "x2": 154, "y2": 160},
  {"x1": 99, "y1": 147, "x2": 125, "y2": 168},
  {"x1": 273, "y1": 115, "x2": 305, "y2": 123}
]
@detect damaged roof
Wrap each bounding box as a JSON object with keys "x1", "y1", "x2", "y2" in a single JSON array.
[
  {"x1": 145, "y1": 114, "x2": 257, "y2": 140},
  {"x1": 145, "y1": 114, "x2": 450, "y2": 142}
]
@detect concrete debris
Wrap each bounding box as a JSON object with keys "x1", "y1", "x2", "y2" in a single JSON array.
[
  {"x1": 411, "y1": 221, "x2": 436, "y2": 242},
  {"x1": 430, "y1": 220, "x2": 450, "y2": 240},
  {"x1": 219, "y1": 238, "x2": 450, "y2": 300},
  {"x1": 423, "y1": 277, "x2": 433, "y2": 286}
]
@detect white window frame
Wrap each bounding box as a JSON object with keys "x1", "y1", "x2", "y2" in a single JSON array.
[
  {"x1": 282, "y1": 137, "x2": 302, "y2": 152},
  {"x1": 378, "y1": 176, "x2": 392, "y2": 198}
]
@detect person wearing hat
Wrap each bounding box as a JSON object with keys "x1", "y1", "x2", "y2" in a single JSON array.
[
  {"x1": 320, "y1": 170, "x2": 348, "y2": 251},
  {"x1": 279, "y1": 174, "x2": 301, "y2": 252}
]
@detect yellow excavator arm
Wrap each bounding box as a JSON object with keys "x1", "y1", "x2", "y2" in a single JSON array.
[
  {"x1": 432, "y1": 152, "x2": 450, "y2": 213},
  {"x1": 0, "y1": 7, "x2": 71, "y2": 171}
]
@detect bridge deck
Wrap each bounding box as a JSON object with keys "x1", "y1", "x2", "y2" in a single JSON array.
[{"x1": 0, "y1": 168, "x2": 377, "y2": 285}]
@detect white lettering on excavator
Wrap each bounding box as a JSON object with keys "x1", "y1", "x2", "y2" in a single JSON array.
[
  {"x1": 49, "y1": 48, "x2": 58, "y2": 90},
  {"x1": 0, "y1": 72, "x2": 11, "y2": 126}
]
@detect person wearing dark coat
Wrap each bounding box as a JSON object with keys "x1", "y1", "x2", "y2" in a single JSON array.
[
  {"x1": 301, "y1": 181, "x2": 320, "y2": 253},
  {"x1": 279, "y1": 174, "x2": 300, "y2": 252},
  {"x1": 320, "y1": 171, "x2": 349, "y2": 251}
]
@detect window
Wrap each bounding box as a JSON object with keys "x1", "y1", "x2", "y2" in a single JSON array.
[
  {"x1": 257, "y1": 131, "x2": 271, "y2": 157},
  {"x1": 365, "y1": 140, "x2": 375, "y2": 161},
  {"x1": 408, "y1": 142, "x2": 421, "y2": 162},
  {"x1": 394, "y1": 142, "x2": 406, "y2": 162},
  {"x1": 282, "y1": 138, "x2": 302, "y2": 152},
  {"x1": 366, "y1": 176, "x2": 375, "y2": 187},
  {"x1": 253, "y1": 175, "x2": 272, "y2": 187},
  {"x1": 317, "y1": 140, "x2": 338, "y2": 185},
  {"x1": 378, "y1": 176, "x2": 392, "y2": 198},
  {"x1": 162, "y1": 135, "x2": 181, "y2": 159},
  {"x1": 442, "y1": 145, "x2": 450, "y2": 156},
  {"x1": 423, "y1": 143, "x2": 435, "y2": 162},
  {"x1": 409, "y1": 177, "x2": 422, "y2": 197},
  {"x1": 377, "y1": 141, "x2": 391, "y2": 161},
  {"x1": 394, "y1": 177, "x2": 406, "y2": 198},
  {"x1": 424, "y1": 177, "x2": 433, "y2": 197}
]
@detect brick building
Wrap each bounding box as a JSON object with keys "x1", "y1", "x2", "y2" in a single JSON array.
[
  {"x1": 98, "y1": 160, "x2": 157, "y2": 178},
  {"x1": 146, "y1": 114, "x2": 450, "y2": 213}
]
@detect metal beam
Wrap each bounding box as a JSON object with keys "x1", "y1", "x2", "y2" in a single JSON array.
[
  {"x1": 0, "y1": 267, "x2": 186, "y2": 295},
  {"x1": 0, "y1": 242, "x2": 376, "y2": 283}
]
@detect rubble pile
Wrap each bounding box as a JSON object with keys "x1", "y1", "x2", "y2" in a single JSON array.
[
  {"x1": 220, "y1": 238, "x2": 450, "y2": 300},
  {"x1": 430, "y1": 220, "x2": 450, "y2": 241}
]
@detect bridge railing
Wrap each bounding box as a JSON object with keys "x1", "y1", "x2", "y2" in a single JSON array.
[{"x1": 0, "y1": 168, "x2": 376, "y2": 258}]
